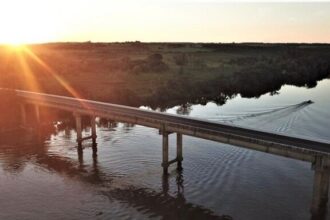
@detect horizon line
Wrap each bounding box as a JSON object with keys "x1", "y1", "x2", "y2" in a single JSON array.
[{"x1": 1, "y1": 41, "x2": 330, "y2": 46}]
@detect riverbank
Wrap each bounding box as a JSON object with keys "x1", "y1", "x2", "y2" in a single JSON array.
[{"x1": 0, "y1": 42, "x2": 329, "y2": 109}]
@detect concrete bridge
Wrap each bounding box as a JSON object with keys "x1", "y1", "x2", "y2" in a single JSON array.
[{"x1": 9, "y1": 89, "x2": 330, "y2": 216}]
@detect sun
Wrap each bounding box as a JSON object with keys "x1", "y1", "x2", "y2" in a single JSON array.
[
  {"x1": 2, "y1": 40, "x2": 27, "y2": 52},
  {"x1": 0, "y1": 34, "x2": 28, "y2": 46},
  {"x1": 7, "y1": 43, "x2": 26, "y2": 52},
  {"x1": 0, "y1": 1, "x2": 60, "y2": 45}
]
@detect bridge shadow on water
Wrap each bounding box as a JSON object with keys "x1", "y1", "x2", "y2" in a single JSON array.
[
  {"x1": 101, "y1": 172, "x2": 231, "y2": 220},
  {"x1": 0, "y1": 128, "x2": 233, "y2": 220}
]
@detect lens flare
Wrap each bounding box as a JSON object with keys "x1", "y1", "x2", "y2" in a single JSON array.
[{"x1": 3, "y1": 45, "x2": 92, "y2": 111}]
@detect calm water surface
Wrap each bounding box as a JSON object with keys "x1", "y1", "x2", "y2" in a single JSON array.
[{"x1": 1, "y1": 79, "x2": 330, "y2": 220}]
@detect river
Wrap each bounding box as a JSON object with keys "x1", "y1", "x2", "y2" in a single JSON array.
[{"x1": 1, "y1": 78, "x2": 330, "y2": 220}]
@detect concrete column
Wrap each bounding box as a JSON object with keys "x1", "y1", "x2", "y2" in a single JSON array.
[
  {"x1": 311, "y1": 157, "x2": 330, "y2": 215},
  {"x1": 321, "y1": 171, "x2": 330, "y2": 203},
  {"x1": 77, "y1": 147, "x2": 83, "y2": 170},
  {"x1": 162, "y1": 132, "x2": 169, "y2": 174},
  {"x1": 75, "y1": 114, "x2": 82, "y2": 147},
  {"x1": 162, "y1": 174, "x2": 169, "y2": 195},
  {"x1": 91, "y1": 116, "x2": 97, "y2": 154},
  {"x1": 177, "y1": 133, "x2": 183, "y2": 170},
  {"x1": 34, "y1": 105, "x2": 40, "y2": 125},
  {"x1": 91, "y1": 116, "x2": 97, "y2": 143},
  {"x1": 20, "y1": 104, "x2": 26, "y2": 126}
]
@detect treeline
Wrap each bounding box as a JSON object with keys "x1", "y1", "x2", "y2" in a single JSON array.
[
  {"x1": 223, "y1": 53, "x2": 330, "y2": 98},
  {"x1": 1, "y1": 43, "x2": 330, "y2": 110},
  {"x1": 143, "y1": 52, "x2": 330, "y2": 109}
]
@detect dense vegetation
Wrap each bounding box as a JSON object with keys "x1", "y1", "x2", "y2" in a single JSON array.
[{"x1": 0, "y1": 42, "x2": 329, "y2": 111}]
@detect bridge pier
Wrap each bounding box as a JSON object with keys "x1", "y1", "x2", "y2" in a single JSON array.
[
  {"x1": 34, "y1": 105, "x2": 40, "y2": 126},
  {"x1": 91, "y1": 116, "x2": 97, "y2": 145},
  {"x1": 161, "y1": 131, "x2": 184, "y2": 174},
  {"x1": 311, "y1": 156, "x2": 330, "y2": 216},
  {"x1": 20, "y1": 104, "x2": 40, "y2": 128},
  {"x1": 91, "y1": 116, "x2": 98, "y2": 155},
  {"x1": 162, "y1": 132, "x2": 169, "y2": 174},
  {"x1": 74, "y1": 113, "x2": 98, "y2": 149},
  {"x1": 75, "y1": 114, "x2": 83, "y2": 147},
  {"x1": 177, "y1": 133, "x2": 183, "y2": 171}
]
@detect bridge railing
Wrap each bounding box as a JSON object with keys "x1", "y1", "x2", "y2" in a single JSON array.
[{"x1": 14, "y1": 89, "x2": 330, "y2": 157}]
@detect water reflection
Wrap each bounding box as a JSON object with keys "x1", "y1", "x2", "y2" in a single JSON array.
[
  {"x1": 1, "y1": 129, "x2": 103, "y2": 184},
  {"x1": 0, "y1": 115, "x2": 329, "y2": 220},
  {"x1": 176, "y1": 104, "x2": 192, "y2": 115},
  {"x1": 1, "y1": 79, "x2": 330, "y2": 219},
  {"x1": 0, "y1": 127, "x2": 231, "y2": 220},
  {"x1": 103, "y1": 172, "x2": 231, "y2": 220}
]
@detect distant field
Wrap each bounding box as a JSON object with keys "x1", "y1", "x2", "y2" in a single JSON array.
[{"x1": 0, "y1": 42, "x2": 330, "y2": 109}]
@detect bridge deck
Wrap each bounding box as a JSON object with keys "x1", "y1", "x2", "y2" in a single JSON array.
[{"x1": 14, "y1": 89, "x2": 330, "y2": 162}]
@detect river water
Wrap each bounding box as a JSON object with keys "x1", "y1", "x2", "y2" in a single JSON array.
[{"x1": 1, "y1": 79, "x2": 330, "y2": 220}]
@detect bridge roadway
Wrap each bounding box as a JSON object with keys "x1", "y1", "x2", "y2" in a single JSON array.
[
  {"x1": 9, "y1": 89, "x2": 330, "y2": 215},
  {"x1": 16, "y1": 89, "x2": 330, "y2": 161}
]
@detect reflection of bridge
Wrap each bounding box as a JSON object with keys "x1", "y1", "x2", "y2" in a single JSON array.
[
  {"x1": 0, "y1": 131, "x2": 229, "y2": 220},
  {"x1": 11, "y1": 89, "x2": 330, "y2": 216}
]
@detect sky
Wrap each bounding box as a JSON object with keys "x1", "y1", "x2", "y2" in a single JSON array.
[{"x1": 0, "y1": 0, "x2": 329, "y2": 44}]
